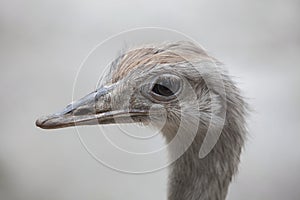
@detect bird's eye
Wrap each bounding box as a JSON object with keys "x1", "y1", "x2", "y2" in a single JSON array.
[
  {"x1": 150, "y1": 74, "x2": 182, "y2": 101},
  {"x1": 152, "y1": 84, "x2": 174, "y2": 96}
]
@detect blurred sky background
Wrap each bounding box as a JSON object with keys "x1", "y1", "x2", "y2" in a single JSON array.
[{"x1": 0, "y1": 0, "x2": 300, "y2": 200}]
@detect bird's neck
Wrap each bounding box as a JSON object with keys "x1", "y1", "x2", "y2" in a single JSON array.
[{"x1": 164, "y1": 126, "x2": 241, "y2": 200}]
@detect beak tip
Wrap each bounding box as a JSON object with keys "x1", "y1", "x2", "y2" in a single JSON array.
[
  {"x1": 36, "y1": 115, "x2": 57, "y2": 129},
  {"x1": 35, "y1": 116, "x2": 47, "y2": 129}
]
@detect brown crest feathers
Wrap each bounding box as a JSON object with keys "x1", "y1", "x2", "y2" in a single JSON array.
[{"x1": 111, "y1": 41, "x2": 212, "y2": 83}]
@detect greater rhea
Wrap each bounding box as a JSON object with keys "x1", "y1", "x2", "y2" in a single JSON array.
[{"x1": 36, "y1": 41, "x2": 247, "y2": 200}]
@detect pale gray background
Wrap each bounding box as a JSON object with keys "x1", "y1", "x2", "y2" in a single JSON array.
[{"x1": 1, "y1": 0, "x2": 300, "y2": 199}]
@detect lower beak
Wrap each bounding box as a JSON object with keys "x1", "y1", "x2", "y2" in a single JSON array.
[{"x1": 35, "y1": 85, "x2": 148, "y2": 129}]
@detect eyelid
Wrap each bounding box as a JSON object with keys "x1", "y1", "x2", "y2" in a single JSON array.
[{"x1": 148, "y1": 74, "x2": 183, "y2": 102}]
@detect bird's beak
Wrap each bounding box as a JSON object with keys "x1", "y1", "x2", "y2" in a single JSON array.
[{"x1": 36, "y1": 84, "x2": 148, "y2": 129}]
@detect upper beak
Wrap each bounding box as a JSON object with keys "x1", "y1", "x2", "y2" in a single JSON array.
[{"x1": 36, "y1": 84, "x2": 148, "y2": 129}]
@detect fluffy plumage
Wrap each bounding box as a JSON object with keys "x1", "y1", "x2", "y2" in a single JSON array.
[
  {"x1": 36, "y1": 41, "x2": 248, "y2": 200},
  {"x1": 108, "y1": 41, "x2": 248, "y2": 200}
]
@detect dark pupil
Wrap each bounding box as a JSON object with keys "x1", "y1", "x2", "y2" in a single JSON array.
[{"x1": 152, "y1": 84, "x2": 174, "y2": 96}]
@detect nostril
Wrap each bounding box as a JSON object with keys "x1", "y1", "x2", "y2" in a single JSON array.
[{"x1": 73, "y1": 107, "x2": 95, "y2": 116}]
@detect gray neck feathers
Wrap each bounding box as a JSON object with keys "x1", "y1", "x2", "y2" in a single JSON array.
[
  {"x1": 165, "y1": 127, "x2": 243, "y2": 200},
  {"x1": 162, "y1": 82, "x2": 247, "y2": 200}
]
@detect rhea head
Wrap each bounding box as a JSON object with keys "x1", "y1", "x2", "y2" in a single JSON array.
[
  {"x1": 36, "y1": 41, "x2": 224, "y2": 136},
  {"x1": 36, "y1": 41, "x2": 247, "y2": 200}
]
